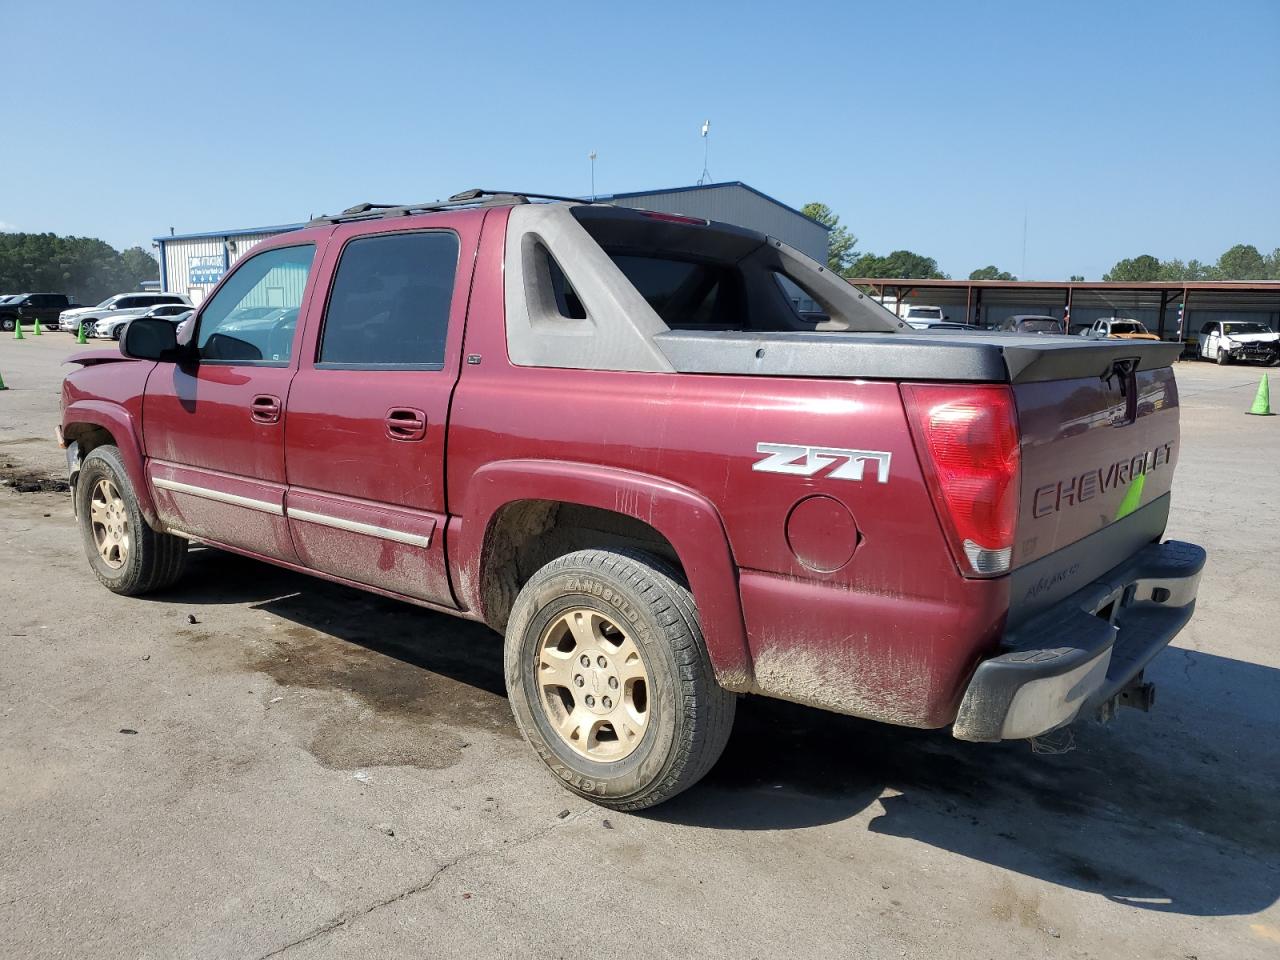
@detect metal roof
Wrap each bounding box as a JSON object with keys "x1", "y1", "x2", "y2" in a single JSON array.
[
  {"x1": 848, "y1": 278, "x2": 1280, "y2": 310},
  {"x1": 595, "y1": 182, "x2": 831, "y2": 232},
  {"x1": 153, "y1": 222, "x2": 306, "y2": 244},
  {"x1": 155, "y1": 184, "x2": 828, "y2": 244},
  {"x1": 847, "y1": 278, "x2": 1280, "y2": 292}
]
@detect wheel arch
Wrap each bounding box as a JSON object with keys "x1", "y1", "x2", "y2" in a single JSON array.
[
  {"x1": 62, "y1": 400, "x2": 158, "y2": 526},
  {"x1": 454, "y1": 459, "x2": 752, "y2": 691}
]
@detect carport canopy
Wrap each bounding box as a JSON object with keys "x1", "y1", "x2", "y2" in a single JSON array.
[{"x1": 847, "y1": 279, "x2": 1280, "y2": 340}]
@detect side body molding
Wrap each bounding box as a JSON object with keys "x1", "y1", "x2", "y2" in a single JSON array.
[
  {"x1": 453, "y1": 459, "x2": 752, "y2": 691},
  {"x1": 62, "y1": 398, "x2": 158, "y2": 526}
]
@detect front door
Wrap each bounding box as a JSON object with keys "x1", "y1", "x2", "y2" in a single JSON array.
[
  {"x1": 142, "y1": 242, "x2": 322, "y2": 561},
  {"x1": 282, "y1": 213, "x2": 483, "y2": 606}
]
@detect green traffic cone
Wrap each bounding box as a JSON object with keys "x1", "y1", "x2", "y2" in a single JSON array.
[
  {"x1": 1247, "y1": 374, "x2": 1273, "y2": 416},
  {"x1": 33, "y1": 317, "x2": 43, "y2": 335},
  {"x1": 13, "y1": 319, "x2": 23, "y2": 340},
  {"x1": 0, "y1": 370, "x2": 7, "y2": 390},
  {"x1": 76, "y1": 323, "x2": 87, "y2": 345}
]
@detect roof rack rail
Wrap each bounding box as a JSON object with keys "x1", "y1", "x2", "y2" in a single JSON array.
[{"x1": 308, "y1": 189, "x2": 602, "y2": 226}]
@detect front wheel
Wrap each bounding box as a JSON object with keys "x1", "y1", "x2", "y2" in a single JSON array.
[
  {"x1": 1216, "y1": 347, "x2": 1230, "y2": 366},
  {"x1": 504, "y1": 548, "x2": 736, "y2": 810},
  {"x1": 76, "y1": 446, "x2": 188, "y2": 595}
]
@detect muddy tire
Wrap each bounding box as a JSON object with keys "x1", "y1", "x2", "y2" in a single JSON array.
[
  {"x1": 504, "y1": 548, "x2": 735, "y2": 811},
  {"x1": 76, "y1": 446, "x2": 187, "y2": 595}
]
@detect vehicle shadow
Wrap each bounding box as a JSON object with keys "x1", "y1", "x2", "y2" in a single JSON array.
[
  {"x1": 153, "y1": 547, "x2": 1279, "y2": 918},
  {"x1": 653, "y1": 653, "x2": 1280, "y2": 918}
]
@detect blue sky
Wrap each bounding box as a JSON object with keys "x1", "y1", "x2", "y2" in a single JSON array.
[{"x1": 2, "y1": 0, "x2": 1277, "y2": 280}]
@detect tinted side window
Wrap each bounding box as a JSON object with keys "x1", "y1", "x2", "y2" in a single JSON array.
[
  {"x1": 318, "y1": 232, "x2": 458, "y2": 367},
  {"x1": 197, "y1": 244, "x2": 315, "y2": 363}
]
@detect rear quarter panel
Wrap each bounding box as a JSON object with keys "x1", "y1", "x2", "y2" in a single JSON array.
[{"x1": 448, "y1": 253, "x2": 1008, "y2": 726}]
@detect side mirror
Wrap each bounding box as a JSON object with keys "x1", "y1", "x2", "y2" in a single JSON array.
[
  {"x1": 943, "y1": 314, "x2": 950, "y2": 321},
  {"x1": 121, "y1": 318, "x2": 183, "y2": 362}
]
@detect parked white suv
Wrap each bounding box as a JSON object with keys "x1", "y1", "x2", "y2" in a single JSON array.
[
  {"x1": 59, "y1": 293, "x2": 191, "y2": 334},
  {"x1": 1197, "y1": 320, "x2": 1279, "y2": 366}
]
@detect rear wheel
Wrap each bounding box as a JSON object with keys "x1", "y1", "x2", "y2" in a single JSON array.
[
  {"x1": 504, "y1": 548, "x2": 735, "y2": 810},
  {"x1": 0, "y1": 317, "x2": 13, "y2": 332},
  {"x1": 76, "y1": 446, "x2": 187, "y2": 595}
]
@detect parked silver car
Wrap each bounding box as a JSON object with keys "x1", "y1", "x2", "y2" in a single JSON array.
[{"x1": 93, "y1": 303, "x2": 194, "y2": 340}]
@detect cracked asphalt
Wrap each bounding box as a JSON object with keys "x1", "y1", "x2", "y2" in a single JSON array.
[{"x1": 2, "y1": 334, "x2": 1278, "y2": 959}]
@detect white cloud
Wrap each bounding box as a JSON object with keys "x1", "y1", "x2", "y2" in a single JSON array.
[{"x1": 0, "y1": 220, "x2": 18, "y2": 232}]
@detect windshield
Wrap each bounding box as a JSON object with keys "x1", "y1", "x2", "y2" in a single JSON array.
[
  {"x1": 93, "y1": 296, "x2": 119, "y2": 308},
  {"x1": 1019, "y1": 319, "x2": 1062, "y2": 332},
  {"x1": 1111, "y1": 322, "x2": 1144, "y2": 334},
  {"x1": 1224, "y1": 322, "x2": 1272, "y2": 335}
]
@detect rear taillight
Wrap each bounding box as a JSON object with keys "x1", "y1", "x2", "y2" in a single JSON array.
[{"x1": 902, "y1": 383, "x2": 1020, "y2": 577}]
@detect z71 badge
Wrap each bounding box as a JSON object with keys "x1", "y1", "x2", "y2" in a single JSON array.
[{"x1": 752, "y1": 443, "x2": 892, "y2": 483}]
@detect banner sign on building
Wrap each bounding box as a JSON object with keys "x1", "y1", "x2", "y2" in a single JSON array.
[{"x1": 189, "y1": 255, "x2": 225, "y2": 286}]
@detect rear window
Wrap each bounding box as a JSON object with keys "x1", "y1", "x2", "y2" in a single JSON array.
[
  {"x1": 1111, "y1": 322, "x2": 1143, "y2": 334},
  {"x1": 906, "y1": 307, "x2": 943, "y2": 320},
  {"x1": 608, "y1": 255, "x2": 743, "y2": 329}
]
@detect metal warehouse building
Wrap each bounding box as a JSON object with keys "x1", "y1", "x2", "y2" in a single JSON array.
[{"x1": 155, "y1": 182, "x2": 829, "y2": 305}]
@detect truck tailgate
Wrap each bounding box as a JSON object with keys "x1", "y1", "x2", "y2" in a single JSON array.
[{"x1": 1009, "y1": 361, "x2": 1180, "y2": 621}]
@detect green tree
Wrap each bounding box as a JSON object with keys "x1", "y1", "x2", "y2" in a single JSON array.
[
  {"x1": 969, "y1": 265, "x2": 1016, "y2": 281},
  {"x1": 0, "y1": 232, "x2": 158, "y2": 303},
  {"x1": 1215, "y1": 243, "x2": 1267, "y2": 280},
  {"x1": 850, "y1": 250, "x2": 948, "y2": 279},
  {"x1": 1265, "y1": 248, "x2": 1280, "y2": 281},
  {"x1": 1103, "y1": 254, "x2": 1161, "y2": 282},
  {"x1": 1069, "y1": 274, "x2": 1085, "y2": 282},
  {"x1": 119, "y1": 246, "x2": 161, "y2": 289},
  {"x1": 801, "y1": 201, "x2": 859, "y2": 275}
]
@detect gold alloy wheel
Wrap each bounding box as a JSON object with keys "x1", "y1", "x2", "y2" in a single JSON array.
[
  {"x1": 89, "y1": 477, "x2": 130, "y2": 569},
  {"x1": 537, "y1": 608, "x2": 651, "y2": 762}
]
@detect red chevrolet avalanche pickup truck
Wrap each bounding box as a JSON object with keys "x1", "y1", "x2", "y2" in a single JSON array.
[{"x1": 58, "y1": 190, "x2": 1206, "y2": 809}]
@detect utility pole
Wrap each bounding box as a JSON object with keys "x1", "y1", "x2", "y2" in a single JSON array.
[{"x1": 1021, "y1": 207, "x2": 1028, "y2": 280}]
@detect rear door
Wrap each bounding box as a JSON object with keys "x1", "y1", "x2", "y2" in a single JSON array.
[
  {"x1": 281, "y1": 211, "x2": 483, "y2": 606},
  {"x1": 142, "y1": 242, "x2": 322, "y2": 561}
]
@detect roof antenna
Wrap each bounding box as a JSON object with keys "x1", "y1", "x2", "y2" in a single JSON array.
[
  {"x1": 589, "y1": 150, "x2": 598, "y2": 201},
  {"x1": 697, "y1": 120, "x2": 712, "y2": 185}
]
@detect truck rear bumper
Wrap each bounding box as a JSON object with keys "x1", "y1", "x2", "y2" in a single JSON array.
[{"x1": 952, "y1": 539, "x2": 1206, "y2": 742}]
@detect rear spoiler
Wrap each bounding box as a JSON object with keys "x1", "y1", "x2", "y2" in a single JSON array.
[{"x1": 653, "y1": 331, "x2": 1183, "y2": 384}]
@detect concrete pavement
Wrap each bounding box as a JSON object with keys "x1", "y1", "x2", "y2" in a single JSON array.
[{"x1": 1, "y1": 333, "x2": 1277, "y2": 959}]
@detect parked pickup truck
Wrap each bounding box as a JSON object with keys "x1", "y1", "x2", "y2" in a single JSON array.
[{"x1": 58, "y1": 190, "x2": 1206, "y2": 810}]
